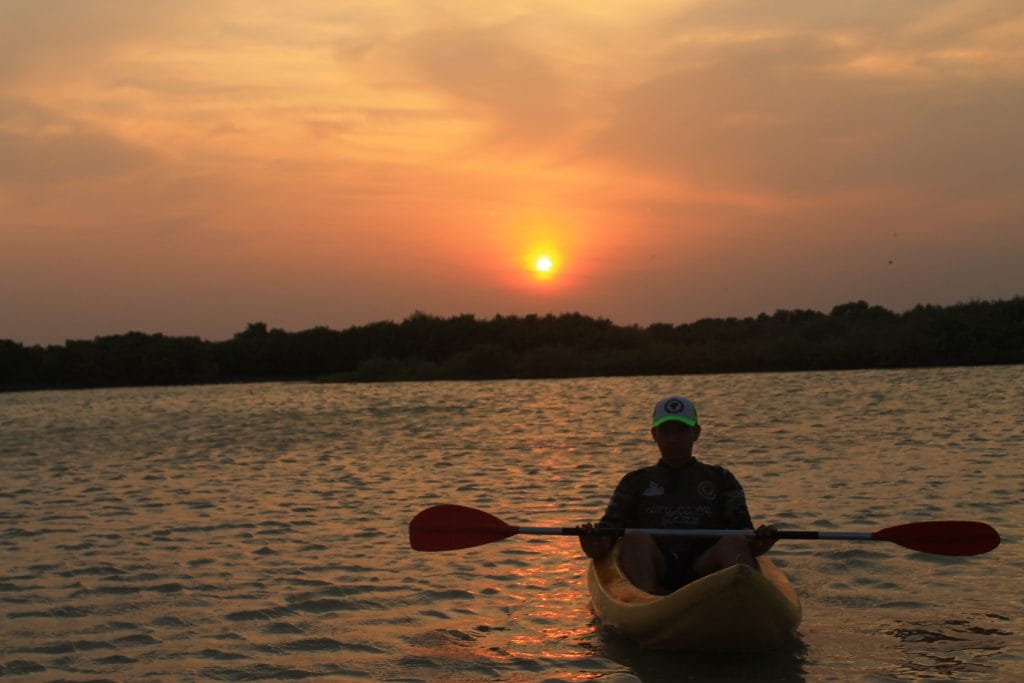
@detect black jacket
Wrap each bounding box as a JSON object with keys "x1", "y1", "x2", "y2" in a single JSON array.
[{"x1": 598, "y1": 457, "x2": 754, "y2": 555}]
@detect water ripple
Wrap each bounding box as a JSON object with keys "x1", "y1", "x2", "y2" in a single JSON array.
[{"x1": 0, "y1": 368, "x2": 1020, "y2": 681}]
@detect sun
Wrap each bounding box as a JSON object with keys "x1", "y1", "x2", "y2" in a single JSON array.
[{"x1": 527, "y1": 251, "x2": 559, "y2": 281}]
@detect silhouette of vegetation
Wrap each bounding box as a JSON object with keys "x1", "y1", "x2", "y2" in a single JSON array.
[{"x1": 2, "y1": 298, "x2": 1022, "y2": 391}]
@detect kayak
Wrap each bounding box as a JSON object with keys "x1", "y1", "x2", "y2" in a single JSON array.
[{"x1": 587, "y1": 541, "x2": 802, "y2": 651}]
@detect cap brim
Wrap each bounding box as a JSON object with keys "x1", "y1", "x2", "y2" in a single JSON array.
[{"x1": 652, "y1": 416, "x2": 697, "y2": 428}]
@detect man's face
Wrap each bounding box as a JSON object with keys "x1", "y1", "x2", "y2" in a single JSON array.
[{"x1": 651, "y1": 420, "x2": 701, "y2": 466}]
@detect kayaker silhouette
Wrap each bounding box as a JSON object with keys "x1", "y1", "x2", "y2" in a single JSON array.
[{"x1": 579, "y1": 395, "x2": 778, "y2": 594}]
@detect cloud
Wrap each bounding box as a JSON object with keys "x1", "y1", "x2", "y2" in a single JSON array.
[
  {"x1": 400, "y1": 23, "x2": 572, "y2": 144},
  {"x1": 0, "y1": 104, "x2": 157, "y2": 185},
  {"x1": 587, "y1": 26, "x2": 1024, "y2": 203},
  {"x1": 0, "y1": 1, "x2": 218, "y2": 85}
]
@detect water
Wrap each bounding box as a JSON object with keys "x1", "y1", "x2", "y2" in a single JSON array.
[{"x1": 1, "y1": 367, "x2": 1021, "y2": 681}]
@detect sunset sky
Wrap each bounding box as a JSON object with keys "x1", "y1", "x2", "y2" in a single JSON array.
[{"x1": 2, "y1": 1, "x2": 1022, "y2": 345}]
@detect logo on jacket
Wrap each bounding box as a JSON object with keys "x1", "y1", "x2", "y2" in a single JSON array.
[
  {"x1": 698, "y1": 480, "x2": 717, "y2": 500},
  {"x1": 643, "y1": 481, "x2": 665, "y2": 497}
]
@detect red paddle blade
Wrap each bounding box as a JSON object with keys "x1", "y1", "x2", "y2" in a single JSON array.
[
  {"x1": 409, "y1": 504, "x2": 518, "y2": 551},
  {"x1": 873, "y1": 520, "x2": 1001, "y2": 556}
]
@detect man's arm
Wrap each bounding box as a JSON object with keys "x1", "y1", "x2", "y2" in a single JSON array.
[
  {"x1": 719, "y1": 468, "x2": 754, "y2": 530},
  {"x1": 579, "y1": 473, "x2": 638, "y2": 559},
  {"x1": 719, "y1": 468, "x2": 777, "y2": 555}
]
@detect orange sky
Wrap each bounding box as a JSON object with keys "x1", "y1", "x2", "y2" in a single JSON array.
[{"x1": 2, "y1": 1, "x2": 1022, "y2": 345}]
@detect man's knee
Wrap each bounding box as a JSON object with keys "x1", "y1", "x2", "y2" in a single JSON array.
[
  {"x1": 695, "y1": 534, "x2": 755, "y2": 575},
  {"x1": 717, "y1": 534, "x2": 755, "y2": 566},
  {"x1": 621, "y1": 532, "x2": 662, "y2": 562},
  {"x1": 717, "y1": 534, "x2": 750, "y2": 554},
  {"x1": 619, "y1": 533, "x2": 666, "y2": 586}
]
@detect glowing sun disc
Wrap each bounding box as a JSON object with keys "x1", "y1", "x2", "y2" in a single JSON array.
[{"x1": 535, "y1": 256, "x2": 553, "y2": 273}]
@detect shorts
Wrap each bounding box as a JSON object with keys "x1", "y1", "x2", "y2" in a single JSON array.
[{"x1": 661, "y1": 547, "x2": 701, "y2": 592}]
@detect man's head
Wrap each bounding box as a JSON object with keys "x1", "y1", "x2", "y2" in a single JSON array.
[{"x1": 651, "y1": 396, "x2": 701, "y2": 466}]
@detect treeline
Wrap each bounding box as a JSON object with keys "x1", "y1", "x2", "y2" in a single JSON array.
[{"x1": 1, "y1": 298, "x2": 1022, "y2": 391}]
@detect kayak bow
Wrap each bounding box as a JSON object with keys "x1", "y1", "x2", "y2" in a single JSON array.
[{"x1": 587, "y1": 541, "x2": 802, "y2": 651}]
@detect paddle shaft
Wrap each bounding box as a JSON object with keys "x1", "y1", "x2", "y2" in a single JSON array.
[{"x1": 516, "y1": 526, "x2": 871, "y2": 541}]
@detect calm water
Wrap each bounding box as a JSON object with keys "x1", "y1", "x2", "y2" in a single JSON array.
[{"x1": 1, "y1": 367, "x2": 1021, "y2": 681}]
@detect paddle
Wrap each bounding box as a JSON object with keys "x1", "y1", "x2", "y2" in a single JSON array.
[{"x1": 408, "y1": 504, "x2": 1001, "y2": 556}]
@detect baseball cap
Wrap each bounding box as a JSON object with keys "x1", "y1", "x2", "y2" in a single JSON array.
[{"x1": 652, "y1": 396, "x2": 699, "y2": 427}]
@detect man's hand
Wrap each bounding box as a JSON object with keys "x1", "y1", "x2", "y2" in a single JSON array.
[
  {"x1": 750, "y1": 524, "x2": 778, "y2": 556},
  {"x1": 578, "y1": 522, "x2": 613, "y2": 559}
]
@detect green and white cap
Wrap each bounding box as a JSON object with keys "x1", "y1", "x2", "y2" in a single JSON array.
[{"x1": 652, "y1": 396, "x2": 699, "y2": 427}]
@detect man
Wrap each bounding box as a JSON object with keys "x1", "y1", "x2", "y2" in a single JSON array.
[{"x1": 580, "y1": 395, "x2": 777, "y2": 594}]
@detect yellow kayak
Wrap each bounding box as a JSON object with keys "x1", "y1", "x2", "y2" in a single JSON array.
[{"x1": 587, "y1": 541, "x2": 802, "y2": 651}]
